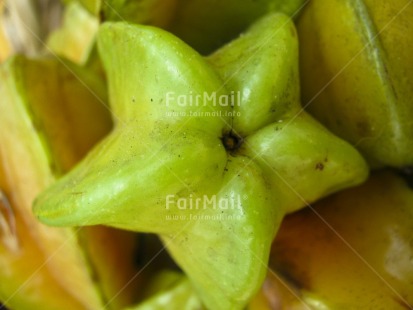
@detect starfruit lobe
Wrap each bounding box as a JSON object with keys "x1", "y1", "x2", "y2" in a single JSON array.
[
  {"x1": 34, "y1": 13, "x2": 368, "y2": 310},
  {"x1": 298, "y1": 0, "x2": 413, "y2": 168}
]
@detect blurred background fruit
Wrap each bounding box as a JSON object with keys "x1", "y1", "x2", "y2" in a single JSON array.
[
  {"x1": 0, "y1": 55, "x2": 140, "y2": 309},
  {"x1": 268, "y1": 170, "x2": 413, "y2": 309},
  {"x1": 298, "y1": 0, "x2": 413, "y2": 169},
  {"x1": 65, "y1": 0, "x2": 309, "y2": 54}
]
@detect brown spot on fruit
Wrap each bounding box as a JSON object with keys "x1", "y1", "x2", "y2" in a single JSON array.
[{"x1": 315, "y1": 162, "x2": 324, "y2": 171}]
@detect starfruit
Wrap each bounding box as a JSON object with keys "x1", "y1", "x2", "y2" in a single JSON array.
[
  {"x1": 0, "y1": 55, "x2": 139, "y2": 309},
  {"x1": 270, "y1": 170, "x2": 413, "y2": 309},
  {"x1": 298, "y1": 0, "x2": 413, "y2": 168},
  {"x1": 34, "y1": 13, "x2": 368, "y2": 309}
]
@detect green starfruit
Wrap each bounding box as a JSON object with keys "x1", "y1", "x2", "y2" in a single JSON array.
[{"x1": 34, "y1": 13, "x2": 368, "y2": 309}]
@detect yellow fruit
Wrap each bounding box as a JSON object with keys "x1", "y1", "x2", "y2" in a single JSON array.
[
  {"x1": 298, "y1": 0, "x2": 413, "y2": 168},
  {"x1": 270, "y1": 171, "x2": 413, "y2": 309}
]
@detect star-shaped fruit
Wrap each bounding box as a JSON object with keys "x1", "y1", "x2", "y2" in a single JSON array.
[{"x1": 34, "y1": 13, "x2": 368, "y2": 310}]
